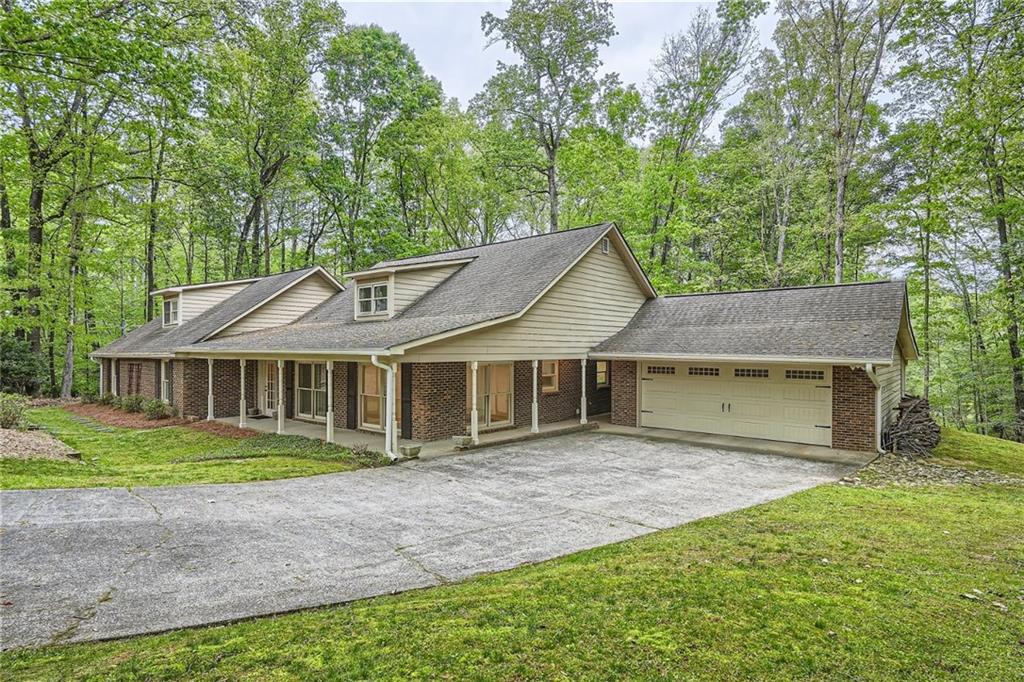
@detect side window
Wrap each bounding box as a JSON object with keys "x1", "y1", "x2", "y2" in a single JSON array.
[{"x1": 541, "y1": 361, "x2": 559, "y2": 393}]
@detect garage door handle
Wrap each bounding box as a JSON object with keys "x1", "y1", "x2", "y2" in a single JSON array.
[
  {"x1": 815, "y1": 425, "x2": 832, "y2": 429},
  {"x1": 721, "y1": 402, "x2": 725, "y2": 412},
  {"x1": 728, "y1": 403, "x2": 732, "y2": 412}
]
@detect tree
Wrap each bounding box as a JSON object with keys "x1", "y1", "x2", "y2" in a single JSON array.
[
  {"x1": 778, "y1": 0, "x2": 904, "y2": 283},
  {"x1": 477, "y1": 0, "x2": 615, "y2": 233}
]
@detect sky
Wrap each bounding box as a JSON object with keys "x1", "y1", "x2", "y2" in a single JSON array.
[{"x1": 342, "y1": 1, "x2": 780, "y2": 137}]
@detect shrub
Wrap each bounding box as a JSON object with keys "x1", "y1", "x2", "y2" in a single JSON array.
[
  {"x1": 97, "y1": 392, "x2": 115, "y2": 406},
  {"x1": 144, "y1": 399, "x2": 175, "y2": 420},
  {"x1": 0, "y1": 337, "x2": 43, "y2": 395},
  {"x1": 119, "y1": 395, "x2": 145, "y2": 413},
  {"x1": 80, "y1": 390, "x2": 99, "y2": 404},
  {"x1": 0, "y1": 392, "x2": 30, "y2": 429}
]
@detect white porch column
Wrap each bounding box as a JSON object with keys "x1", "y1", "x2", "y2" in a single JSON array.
[
  {"x1": 99, "y1": 361, "x2": 105, "y2": 398},
  {"x1": 206, "y1": 359, "x2": 215, "y2": 421},
  {"x1": 160, "y1": 361, "x2": 167, "y2": 403},
  {"x1": 579, "y1": 358, "x2": 588, "y2": 425},
  {"x1": 391, "y1": 362, "x2": 399, "y2": 447},
  {"x1": 276, "y1": 360, "x2": 285, "y2": 435},
  {"x1": 470, "y1": 360, "x2": 480, "y2": 445},
  {"x1": 531, "y1": 360, "x2": 539, "y2": 433},
  {"x1": 385, "y1": 363, "x2": 396, "y2": 454},
  {"x1": 111, "y1": 360, "x2": 118, "y2": 397},
  {"x1": 239, "y1": 359, "x2": 247, "y2": 428},
  {"x1": 326, "y1": 361, "x2": 335, "y2": 444}
]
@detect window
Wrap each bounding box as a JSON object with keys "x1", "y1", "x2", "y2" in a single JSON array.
[
  {"x1": 735, "y1": 368, "x2": 769, "y2": 379},
  {"x1": 688, "y1": 366, "x2": 719, "y2": 377},
  {"x1": 541, "y1": 361, "x2": 559, "y2": 393},
  {"x1": 295, "y1": 362, "x2": 327, "y2": 420},
  {"x1": 162, "y1": 298, "x2": 178, "y2": 326},
  {"x1": 647, "y1": 366, "x2": 676, "y2": 375},
  {"x1": 160, "y1": 361, "x2": 171, "y2": 403},
  {"x1": 595, "y1": 360, "x2": 609, "y2": 387},
  {"x1": 357, "y1": 283, "x2": 388, "y2": 315},
  {"x1": 785, "y1": 368, "x2": 825, "y2": 381},
  {"x1": 601, "y1": 237, "x2": 610, "y2": 254}
]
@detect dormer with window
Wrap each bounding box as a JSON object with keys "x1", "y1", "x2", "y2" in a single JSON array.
[
  {"x1": 356, "y1": 280, "x2": 391, "y2": 319},
  {"x1": 345, "y1": 257, "x2": 471, "y2": 320},
  {"x1": 162, "y1": 296, "x2": 179, "y2": 327}
]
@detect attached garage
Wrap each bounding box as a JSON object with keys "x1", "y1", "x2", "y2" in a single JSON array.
[
  {"x1": 639, "y1": 362, "x2": 832, "y2": 446},
  {"x1": 594, "y1": 281, "x2": 919, "y2": 452}
]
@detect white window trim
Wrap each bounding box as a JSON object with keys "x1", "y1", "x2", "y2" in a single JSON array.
[
  {"x1": 354, "y1": 276, "x2": 393, "y2": 319},
  {"x1": 294, "y1": 361, "x2": 328, "y2": 422},
  {"x1": 541, "y1": 360, "x2": 559, "y2": 394},
  {"x1": 162, "y1": 297, "x2": 179, "y2": 327}
]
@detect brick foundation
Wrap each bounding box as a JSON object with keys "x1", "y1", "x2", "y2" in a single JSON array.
[
  {"x1": 832, "y1": 365, "x2": 876, "y2": 451},
  {"x1": 609, "y1": 360, "x2": 637, "y2": 426}
]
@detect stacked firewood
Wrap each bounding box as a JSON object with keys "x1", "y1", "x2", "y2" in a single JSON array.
[{"x1": 888, "y1": 396, "x2": 941, "y2": 458}]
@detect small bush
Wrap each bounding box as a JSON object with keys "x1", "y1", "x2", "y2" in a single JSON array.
[
  {"x1": 97, "y1": 392, "x2": 115, "y2": 406},
  {"x1": 0, "y1": 392, "x2": 30, "y2": 429},
  {"x1": 119, "y1": 395, "x2": 145, "y2": 413},
  {"x1": 80, "y1": 390, "x2": 99, "y2": 404},
  {"x1": 144, "y1": 399, "x2": 175, "y2": 420}
]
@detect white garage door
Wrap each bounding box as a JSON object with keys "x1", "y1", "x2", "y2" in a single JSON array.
[{"x1": 639, "y1": 362, "x2": 832, "y2": 446}]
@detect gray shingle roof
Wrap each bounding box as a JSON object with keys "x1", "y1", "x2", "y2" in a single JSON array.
[
  {"x1": 93, "y1": 267, "x2": 323, "y2": 356},
  {"x1": 183, "y1": 223, "x2": 615, "y2": 354},
  {"x1": 593, "y1": 280, "x2": 909, "y2": 363}
]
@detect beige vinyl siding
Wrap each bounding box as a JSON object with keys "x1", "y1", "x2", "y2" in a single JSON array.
[
  {"x1": 217, "y1": 275, "x2": 337, "y2": 337},
  {"x1": 178, "y1": 283, "x2": 249, "y2": 322},
  {"x1": 404, "y1": 240, "x2": 648, "y2": 361},
  {"x1": 877, "y1": 345, "x2": 904, "y2": 432},
  {"x1": 392, "y1": 264, "x2": 462, "y2": 314}
]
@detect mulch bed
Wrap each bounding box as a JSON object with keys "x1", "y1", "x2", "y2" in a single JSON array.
[
  {"x1": 65, "y1": 402, "x2": 188, "y2": 429},
  {"x1": 840, "y1": 453, "x2": 1023, "y2": 488},
  {"x1": 0, "y1": 428, "x2": 79, "y2": 461},
  {"x1": 62, "y1": 403, "x2": 260, "y2": 439}
]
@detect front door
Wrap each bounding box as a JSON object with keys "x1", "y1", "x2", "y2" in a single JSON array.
[
  {"x1": 359, "y1": 364, "x2": 401, "y2": 431},
  {"x1": 470, "y1": 363, "x2": 514, "y2": 428},
  {"x1": 259, "y1": 361, "x2": 278, "y2": 416},
  {"x1": 295, "y1": 362, "x2": 328, "y2": 421}
]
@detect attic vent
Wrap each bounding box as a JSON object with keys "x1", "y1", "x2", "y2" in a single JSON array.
[
  {"x1": 735, "y1": 368, "x2": 769, "y2": 378},
  {"x1": 646, "y1": 366, "x2": 676, "y2": 375},
  {"x1": 601, "y1": 237, "x2": 610, "y2": 254},
  {"x1": 785, "y1": 369, "x2": 825, "y2": 381},
  {"x1": 688, "y1": 366, "x2": 719, "y2": 377}
]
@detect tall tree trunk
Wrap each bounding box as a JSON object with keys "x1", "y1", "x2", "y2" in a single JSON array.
[
  {"x1": 833, "y1": 168, "x2": 846, "y2": 283},
  {"x1": 545, "y1": 155, "x2": 558, "y2": 233},
  {"x1": 145, "y1": 133, "x2": 165, "y2": 320},
  {"x1": 26, "y1": 177, "x2": 44, "y2": 355},
  {"x1": 61, "y1": 209, "x2": 84, "y2": 399},
  {"x1": 263, "y1": 200, "x2": 271, "y2": 275}
]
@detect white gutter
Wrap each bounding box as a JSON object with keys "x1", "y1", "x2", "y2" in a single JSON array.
[
  {"x1": 591, "y1": 351, "x2": 894, "y2": 366},
  {"x1": 862, "y1": 363, "x2": 885, "y2": 454},
  {"x1": 370, "y1": 355, "x2": 398, "y2": 461}
]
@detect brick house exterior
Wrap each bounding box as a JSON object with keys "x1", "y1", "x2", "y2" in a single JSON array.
[
  {"x1": 831, "y1": 365, "x2": 877, "y2": 451},
  {"x1": 609, "y1": 360, "x2": 637, "y2": 427}
]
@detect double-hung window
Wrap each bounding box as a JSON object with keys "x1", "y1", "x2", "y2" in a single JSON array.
[
  {"x1": 357, "y1": 283, "x2": 388, "y2": 315},
  {"x1": 162, "y1": 298, "x2": 178, "y2": 326},
  {"x1": 595, "y1": 360, "x2": 609, "y2": 387},
  {"x1": 541, "y1": 361, "x2": 559, "y2": 393}
]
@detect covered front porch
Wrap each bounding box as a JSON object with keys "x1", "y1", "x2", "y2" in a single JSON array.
[{"x1": 215, "y1": 414, "x2": 595, "y2": 460}]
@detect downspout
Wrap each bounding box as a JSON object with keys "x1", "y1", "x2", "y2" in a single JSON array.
[
  {"x1": 370, "y1": 355, "x2": 397, "y2": 461},
  {"x1": 863, "y1": 363, "x2": 885, "y2": 454}
]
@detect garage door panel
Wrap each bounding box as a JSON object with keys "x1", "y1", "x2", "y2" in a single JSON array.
[{"x1": 639, "y1": 362, "x2": 832, "y2": 447}]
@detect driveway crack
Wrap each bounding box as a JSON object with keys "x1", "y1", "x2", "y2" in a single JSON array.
[{"x1": 393, "y1": 546, "x2": 450, "y2": 585}]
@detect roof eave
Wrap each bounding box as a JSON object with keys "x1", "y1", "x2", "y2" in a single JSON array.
[{"x1": 587, "y1": 351, "x2": 895, "y2": 366}]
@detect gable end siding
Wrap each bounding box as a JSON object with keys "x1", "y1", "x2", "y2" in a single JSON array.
[
  {"x1": 404, "y1": 240, "x2": 648, "y2": 361},
  {"x1": 217, "y1": 275, "x2": 337, "y2": 337},
  {"x1": 392, "y1": 264, "x2": 463, "y2": 314},
  {"x1": 877, "y1": 345, "x2": 904, "y2": 434}
]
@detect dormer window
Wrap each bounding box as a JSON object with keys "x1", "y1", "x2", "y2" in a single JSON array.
[
  {"x1": 162, "y1": 298, "x2": 179, "y2": 326},
  {"x1": 357, "y1": 282, "x2": 389, "y2": 316}
]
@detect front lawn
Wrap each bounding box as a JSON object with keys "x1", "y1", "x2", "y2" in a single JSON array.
[
  {"x1": 933, "y1": 426, "x2": 1024, "y2": 476},
  {"x1": 0, "y1": 407, "x2": 385, "y2": 489},
  {"x1": 3, "y1": 430, "x2": 1021, "y2": 680}
]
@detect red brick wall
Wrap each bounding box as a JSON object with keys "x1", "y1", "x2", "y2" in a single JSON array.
[
  {"x1": 100, "y1": 358, "x2": 112, "y2": 395},
  {"x1": 410, "y1": 362, "x2": 466, "y2": 441},
  {"x1": 610, "y1": 360, "x2": 637, "y2": 427},
  {"x1": 331, "y1": 361, "x2": 349, "y2": 430},
  {"x1": 115, "y1": 359, "x2": 160, "y2": 399},
  {"x1": 832, "y1": 365, "x2": 876, "y2": 451}
]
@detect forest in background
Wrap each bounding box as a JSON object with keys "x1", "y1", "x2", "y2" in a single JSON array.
[{"x1": 1, "y1": 0, "x2": 1022, "y2": 438}]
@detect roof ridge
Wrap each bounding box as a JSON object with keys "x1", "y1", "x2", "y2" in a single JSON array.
[
  {"x1": 660, "y1": 279, "x2": 899, "y2": 299},
  {"x1": 376, "y1": 222, "x2": 613, "y2": 266}
]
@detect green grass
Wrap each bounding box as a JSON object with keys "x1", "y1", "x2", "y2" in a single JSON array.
[
  {"x1": 0, "y1": 408, "x2": 385, "y2": 489},
  {"x1": 933, "y1": 426, "x2": 1024, "y2": 476},
  {"x1": 2, "y1": 431, "x2": 1022, "y2": 680}
]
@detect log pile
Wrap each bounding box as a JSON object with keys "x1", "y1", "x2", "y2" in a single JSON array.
[{"x1": 888, "y1": 396, "x2": 941, "y2": 458}]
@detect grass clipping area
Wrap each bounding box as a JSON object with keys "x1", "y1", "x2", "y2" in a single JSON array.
[
  {"x1": 2, "y1": 430, "x2": 1022, "y2": 680},
  {"x1": 0, "y1": 407, "x2": 386, "y2": 489}
]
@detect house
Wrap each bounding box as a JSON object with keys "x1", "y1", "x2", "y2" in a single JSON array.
[{"x1": 91, "y1": 223, "x2": 917, "y2": 459}]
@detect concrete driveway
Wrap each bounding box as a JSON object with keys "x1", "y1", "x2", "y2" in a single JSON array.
[{"x1": 0, "y1": 433, "x2": 854, "y2": 649}]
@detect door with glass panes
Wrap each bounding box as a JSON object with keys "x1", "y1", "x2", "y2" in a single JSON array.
[
  {"x1": 468, "y1": 363, "x2": 513, "y2": 428},
  {"x1": 295, "y1": 362, "x2": 328, "y2": 421}
]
